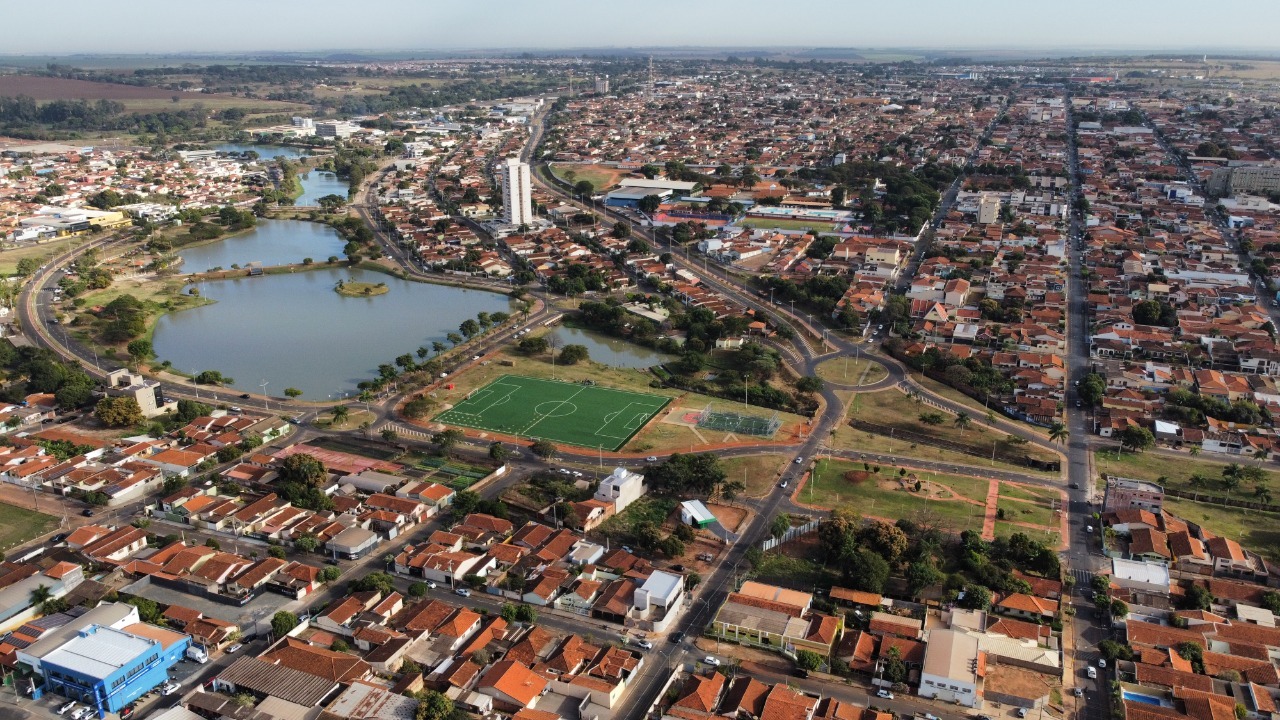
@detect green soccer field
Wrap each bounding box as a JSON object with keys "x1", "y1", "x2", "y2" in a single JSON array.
[{"x1": 433, "y1": 375, "x2": 671, "y2": 451}]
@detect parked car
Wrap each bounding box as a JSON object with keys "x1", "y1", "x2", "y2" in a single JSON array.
[
  {"x1": 226, "y1": 643, "x2": 243, "y2": 654},
  {"x1": 426, "y1": 581, "x2": 437, "y2": 589},
  {"x1": 634, "y1": 640, "x2": 653, "y2": 650},
  {"x1": 81, "y1": 509, "x2": 94, "y2": 517},
  {"x1": 1087, "y1": 666, "x2": 1098, "y2": 679},
  {"x1": 703, "y1": 656, "x2": 721, "y2": 667},
  {"x1": 1016, "y1": 709, "x2": 1028, "y2": 718},
  {"x1": 162, "y1": 682, "x2": 180, "y2": 696},
  {"x1": 669, "y1": 631, "x2": 684, "y2": 644},
  {"x1": 455, "y1": 587, "x2": 471, "y2": 597},
  {"x1": 57, "y1": 702, "x2": 77, "y2": 716},
  {"x1": 793, "y1": 668, "x2": 810, "y2": 679},
  {"x1": 239, "y1": 393, "x2": 251, "y2": 399},
  {"x1": 1069, "y1": 482, "x2": 1080, "y2": 489},
  {"x1": 1097, "y1": 658, "x2": 1107, "y2": 668},
  {"x1": 71, "y1": 708, "x2": 90, "y2": 720},
  {"x1": 923, "y1": 714, "x2": 941, "y2": 720},
  {"x1": 876, "y1": 689, "x2": 894, "y2": 699},
  {"x1": 1074, "y1": 688, "x2": 1084, "y2": 697}
]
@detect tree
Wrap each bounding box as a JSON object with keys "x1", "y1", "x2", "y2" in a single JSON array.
[
  {"x1": 1049, "y1": 422, "x2": 1070, "y2": 445},
  {"x1": 1181, "y1": 584, "x2": 1214, "y2": 611},
  {"x1": 769, "y1": 514, "x2": 791, "y2": 539},
  {"x1": 409, "y1": 581, "x2": 429, "y2": 598},
  {"x1": 610, "y1": 220, "x2": 632, "y2": 239},
  {"x1": 459, "y1": 319, "x2": 480, "y2": 339},
  {"x1": 558, "y1": 344, "x2": 589, "y2": 365},
  {"x1": 1120, "y1": 425, "x2": 1155, "y2": 453},
  {"x1": 331, "y1": 405, "x2": 350, "y2": 425},
  {"x1": 573, "y1": 179, "x2": 595, "y2": 197},
  {"x1": 638, "y1": 195, "x2": 662, "y2": 214},
  {"x1": 858, "y1": 520, "x2": 909, "y2": 563},
  {"x1": 271, "y1": 611, "x2": 299, "y2": 637},
  {"x1": 268, "y1": 545, "x2": 287, "y2": 559},
  {"x1": 795, "y1": 376, "x2": 823, "y2": 394},
  {"x1": 280, "y1": 453, "x2": 327, "y2": 487},
  {"x1": 531, "y1": 439, "x2": 558, "y2": 459},
  {"x1": 489, "y1": 442, "x2": 510, "y2": 463},
  {"x1": 518, "y1": 336, "x2": 550, "y2": 355},
  {"x1": 95, "y1": 396, "x2": 143, "y2": 427},
  {"x1": 433, "y1": 428, "x2": 463, "y2": 455},
  {"x1": 645, "y1": 453, "x2": 727, "y2": 495},
  {"x1": 843, "y1": 548, "x2": 890, "y2": 593},
  {"x1": 126, "y1": 339, "x2": 153, "y2": 365},
  {"x1": 794, "y1": 650, "x2": 823, "y2": 672},
  {"x1": 957, "y1": 584, "x2": 993, "y2": 611},
  {"x1": 284, "y1": 387, "x2": 303, "y2": 398},
  {"x1": 905, "y1": 561, "x2": 944, "y2": 598},
  {"x1": 414, "y1": 690, "x2": 454, "y2": 720},
  {"x1": 954, "y1": 411, "x2": 972, "y2": 433},
  {"x1": 29, "y1": 584, "x2": 52, "y2": 607}
]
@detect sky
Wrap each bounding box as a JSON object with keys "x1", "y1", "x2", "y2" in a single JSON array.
[{"x1": 5, "y1": 0, "x2": 1280, "y2": 55}]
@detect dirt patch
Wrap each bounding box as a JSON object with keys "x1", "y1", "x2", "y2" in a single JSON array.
[
  {"x1": 707, "y1": 503, "x2": 749, "y2": 533},
  {"x1": 843, "y1": 470, "x2": 871, "y2": 484}
]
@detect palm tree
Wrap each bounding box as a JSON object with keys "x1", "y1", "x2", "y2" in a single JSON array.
[
  {"x1": 331, "y1": 405, "x2": 350, "y2": 425},
  {"x1": 954, "y1": 412, "x2": 972, "y2": 435},
  {"x1": 29, "y1": 584, "x2": 52, "y2": 606},
  {"x1": 1256, "y1": 485, "x2": 1273, "y2": 505},
  {"x1": 1189, "y1": 446, "x2": 1201, "y2": 457},
  {"x1": 1049, "y1": 421, "x2": 1070, "y2": 445}
]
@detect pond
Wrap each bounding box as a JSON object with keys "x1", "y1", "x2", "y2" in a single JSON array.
[
  {"x1": 177, "y1": 219, "x2": 347, "y2": 272},
  {"x1": 155, "y1": 222, "x2": 512, "y2": 397},
  {"x1": 546, "y1": 325, "x2": 674, "y2": 369},
  {"x1": 213, "y1": 143, "x2": 349, "y2": 205}
]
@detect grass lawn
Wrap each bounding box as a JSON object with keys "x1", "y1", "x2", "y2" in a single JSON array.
[
  {"x1": 805, "y1": 457, "x2": 989, "y2": 534},
  {"x1": 994, "y1": 520, "x2": 1061, "y2": 550},
  {"x1": 911, "y1": 373, "x2": 1050, "y2": 438},
  {"x1": 1162, "y1": 496, "x2": 1280, "y2": 561},
  {"x1": 814, "y1": 356, "x2": 888, "y2": 386},
  {"x1": 549, "y1": 164, "x2": 631, "y2": 192},
  {"x1": 0, "y1": 236, "x2": 95, "y2": 276},
  {"x1": 849, "y1": 390, "x2": 1060, "y2": 465},
  {"x1": 1093, "y1": 448, "x2": 1274, "y2": 497},
  {"x1": 998, "y1": 483, "x2": 1056, "y2": 503},
  {"x1": 0, "y1": 504, "x2": 59, "y2": 554},
  {"x1": 721, "y1": 454, "x2": 791, "y2": 497},
  {"x1": 314, "y1": 409, "x2": 377, "y2": 431},
  {"x1": 997, "y1": 497, "x2": 1058, "y2": 529},
  {"x1": 830, "y1": 424, "x2": 1048, "y2": 475},
  {"x1": 434, "y1": 375, "x2": 670, "y2": 451}
]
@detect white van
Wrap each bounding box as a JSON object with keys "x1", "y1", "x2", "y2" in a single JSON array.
[{"x1": 1087, "y1": 666, "x2": 1097, "y2": 680}]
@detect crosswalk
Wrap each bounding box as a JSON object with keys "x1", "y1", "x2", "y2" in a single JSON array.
[{"x1": 1072, "y1": 568, "x2": 1095, "y2": 587}]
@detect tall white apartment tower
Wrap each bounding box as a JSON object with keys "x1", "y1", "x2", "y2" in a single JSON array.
[{"x1": 500, "y1": 157, "x2": 533, "y2": 227}]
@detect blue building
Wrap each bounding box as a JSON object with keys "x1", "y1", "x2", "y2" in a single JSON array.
[{"x1": 38, "y1": 623, "x2": 190, "y2": 716}]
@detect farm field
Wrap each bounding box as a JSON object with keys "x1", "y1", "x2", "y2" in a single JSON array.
[
  {"x1": 434, "y1": 375, "x2": 670, "y2": 451},
  {"x1": 0, "y1": 75, "x2": 308, "y2": 112}
]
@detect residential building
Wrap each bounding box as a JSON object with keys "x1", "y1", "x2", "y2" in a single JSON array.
[
  {"x1": 500, "y1": 158, "x2": 533, "y2": 227},
  {"x1": 919, "y1": 629, "x2": 984, "y2": 707}
]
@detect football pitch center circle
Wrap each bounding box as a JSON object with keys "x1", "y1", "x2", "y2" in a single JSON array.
[{"x1": 533, "y1": 400, "x2": 580, "y2": 418}]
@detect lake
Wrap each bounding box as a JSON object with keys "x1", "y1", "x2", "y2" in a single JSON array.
[
  {"x1": 177, "y1": 219, "x2": 347, "y2": 272},
  {"x1": 155, "y1": 222, "x2": 511, "y2": 398},
  {"x1": 213, "y1": 143, "x2": 349, "y2": 205},
  {"x1": 547, "y1": 325, "x2": 673, "y2": 369}
]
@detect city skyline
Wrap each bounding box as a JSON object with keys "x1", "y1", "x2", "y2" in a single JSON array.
[{"x1": 3, "y1": 0, "x2": 1279, "y2": 55}]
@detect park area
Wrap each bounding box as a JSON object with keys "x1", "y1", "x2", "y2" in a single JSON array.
[
  {"x1": 549, "y1": 164, "x2": 631, "y2": 192},
  {"x1": 802, "y1": 458, "x2": 1064, "y2": 546},
  {"x1": 434, "y1": 375, "x2": 670, "y2": 451}
]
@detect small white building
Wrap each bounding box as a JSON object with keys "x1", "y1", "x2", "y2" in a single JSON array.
[
  {"x1": 919, "y1": 629, "x2": 983, "y2": 707},
  {"x1": 595, "y1": 467, "x2": 646, "y2": 513},
  {"x1": 631, "y1": 570, "x2": 685, "y2": 633}
]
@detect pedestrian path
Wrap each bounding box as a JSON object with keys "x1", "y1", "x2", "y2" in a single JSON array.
[{"x1": 981, "y1": 478, "x2": 1000, "y2": 541}]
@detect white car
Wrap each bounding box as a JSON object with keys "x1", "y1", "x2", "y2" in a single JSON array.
[
  {"x1": 226, "y1": 643, "x2": 243, "y2": 654},
  {"x1": 703, "y1": 656, "x2": 721, "y2": 667},
  {"x1": 70, "y1": 709, "x2": 90, "y2": 720},
  {"x1": 426, "y1": 580, "x2": 438, "y2": 589},
  {"x1": 162, "y1": 682, "x2": 180, "y2": 696},
  {"x1": 646, "y1": 456, "x2": 658, "y2": 462},
  {"x1": 634, "y1": 640, "x2": 654, "y2": 650},
  {"x1": 57, "y1": 702, "x2": 77, "y2": 716},
  {"x1": 455, "y1": 587, "x2": 471, "y2": 597},
  {"x1": 876, "y1": 689, "x2": 894, "y2": 699},
  {"x1": 1097, "y1": 658, "x2": 1107, "y2": 668}
]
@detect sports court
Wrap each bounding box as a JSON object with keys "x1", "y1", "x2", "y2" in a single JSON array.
[{"x1": 433, "y1": 375, "x2": 671, "y2": 451}]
